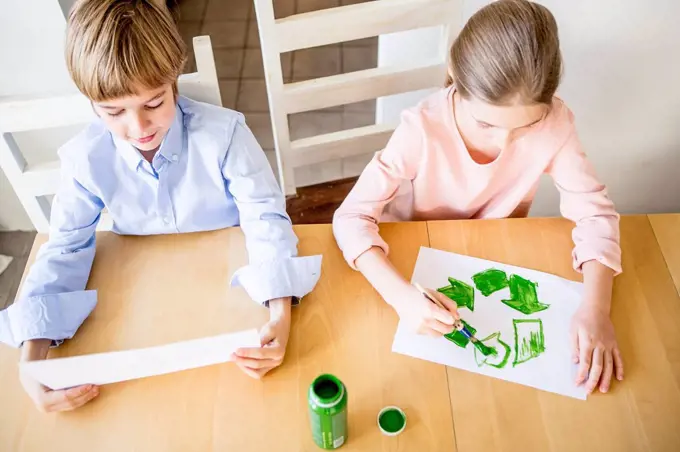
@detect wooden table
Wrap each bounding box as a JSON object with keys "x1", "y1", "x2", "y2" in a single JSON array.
[
  {"x1": 0, "y1": 224, "x2": 454, "y2": 451},
  {"x1": 649, "y1": 214, "x2": 680, "y2": 295},
  {"x1": 429, "y1": 216, "x2": 680, "y2": 452},
  {"x1": 1, "y1": 216, "x2": 679, "y2": 451}
]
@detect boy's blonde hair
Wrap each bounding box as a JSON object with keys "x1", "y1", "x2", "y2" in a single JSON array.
[
  {"x1": 446, "y1": 0, "x2": 562, "y2": 105},
  {"x1": 65, "y1": 0, "x2": 187, "y2": 102}
]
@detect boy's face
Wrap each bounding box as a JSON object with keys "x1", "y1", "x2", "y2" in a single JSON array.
[{"x1": 93, "y1": 84, "x2": 176, "y2": 152}]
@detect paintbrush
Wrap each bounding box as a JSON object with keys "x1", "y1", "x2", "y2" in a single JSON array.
[{"x1": 413, "y1": 282, "x2": 496, "y2": 357}]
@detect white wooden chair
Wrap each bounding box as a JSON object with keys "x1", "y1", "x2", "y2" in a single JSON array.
[
  {"x1": 0, "y1": 36, "x2": 221, "y2": 234},
  {"x1": 253, "y1": 0, "x2": 462, "y2": 196}
]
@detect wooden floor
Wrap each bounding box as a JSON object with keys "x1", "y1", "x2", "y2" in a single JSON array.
[
  {"x1": 0, "y1": 231, "x2": 36, "y2": 310},
  {"x1": 286, "y1": 177, "x2": 358, "y2": 224}
]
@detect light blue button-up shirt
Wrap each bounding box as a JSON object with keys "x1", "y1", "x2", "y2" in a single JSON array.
[{"x1": 0, "y1": 97, "x2": 321, "y2": 348}]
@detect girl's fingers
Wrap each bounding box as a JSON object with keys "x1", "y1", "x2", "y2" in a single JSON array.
[
  {"x1": 424, "y1": 318, "x2": 454, "y2": 335},
  {"x1": 576, "y1": 339, "x2": 593, "y2": 384},
  {"x1": 613, "y1": 348, "x2": 625, "y2": 381},
  {"x1": 431, "y1": 291, "x2": 460, "y2": 320},
  {"x1": 586, "y1": 347, "x2": 604, "y2": 394},
  {"x1": 419, "y1": 325, "x2": 444, "y2": 338},
  {"x1": 599, "y1": 351, "x2": 614, "y2": 393},
  {"x1": 570, "y1": 329, "x2": 580, "y2": 363}
]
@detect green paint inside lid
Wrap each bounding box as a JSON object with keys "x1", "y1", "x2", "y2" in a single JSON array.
[{"x1": 378, "y1": 407, "x2": 406, "y2": 435}]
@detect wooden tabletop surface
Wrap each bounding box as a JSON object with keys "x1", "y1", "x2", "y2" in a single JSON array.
[
  {"x1": 428, "y1": 216, "x2": 680, "y2": 452},
  {"x1": 0, "y1": 223, "x2": 454, "y2": 451},
  {"x1": 649, "y1": 214, "x2": 680, "y2": 295},
  {"x1": 1, "y1": 215, "x2": 679, "y2": 451}
]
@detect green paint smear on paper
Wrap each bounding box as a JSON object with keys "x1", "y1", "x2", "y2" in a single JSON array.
[
  {"x1": 501, "y1": 274, "x2": 549, "y2": 315},
  {"x1": 438, "y1": 277, "x2": 475, "y2": 311},
  {"x1": 444, "y1": 320, "x2": 476, "y2": 348},
  {"x1": 474, "y1": 332, "x2": 511, "y2": 369},
  {"x1": 513, "y1": 319, "x2": 546, "y2": 366},
  {"x1": 472, "y1": 269, "x2": 509, "y2": 297},
  {"x1": 473, "y1": 339, "x2": 497, "y2": 357}
]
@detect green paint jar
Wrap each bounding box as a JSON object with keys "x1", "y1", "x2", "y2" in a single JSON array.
[{"x1": 308, "y1": 374, "x2": 348, "y2": 449}]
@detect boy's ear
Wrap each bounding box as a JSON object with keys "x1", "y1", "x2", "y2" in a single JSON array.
[{"x1": 89, "y1": 101, "x2": 100, "y2": 118}]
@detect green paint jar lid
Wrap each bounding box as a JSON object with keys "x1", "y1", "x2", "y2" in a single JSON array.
[{"x1": 377, "y1": 406, "x2": 406, "y2": 436}]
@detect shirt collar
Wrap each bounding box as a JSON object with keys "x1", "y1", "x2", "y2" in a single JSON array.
[{"x1": 112, "y1": 103, "x2": 184, "y2": 171}]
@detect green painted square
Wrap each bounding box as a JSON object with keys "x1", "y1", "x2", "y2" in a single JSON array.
[{"x1": 513, "y1": 318, "x2": 546, "y2": 366}]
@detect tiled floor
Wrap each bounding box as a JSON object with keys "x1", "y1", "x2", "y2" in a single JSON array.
[{"x1": 175, "y1": 0, "x2": 377, "y2": 188}]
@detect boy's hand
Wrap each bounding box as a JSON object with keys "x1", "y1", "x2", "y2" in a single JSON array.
[
  {"x1": 20, "y1": 339, "x2": 99, "y2": 412},
  {"x1": 571, "y1": 301, "x2": 624, "y2": 394},
  {"x1": 232, "y1": 297, "x2": 292, "y2": 379}
]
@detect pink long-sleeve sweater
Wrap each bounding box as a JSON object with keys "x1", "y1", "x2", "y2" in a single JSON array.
[{"x1": 333, "y1": 87, "x2": 621, "y2": 274}]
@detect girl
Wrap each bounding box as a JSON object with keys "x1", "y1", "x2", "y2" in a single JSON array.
[{"x1": 333, "y1": 0, "x2": 623, "y2": 395}]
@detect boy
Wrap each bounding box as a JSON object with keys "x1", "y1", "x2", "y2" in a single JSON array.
[{"x1": 0, "y1": 0, "x2": 320, "y2": 412}]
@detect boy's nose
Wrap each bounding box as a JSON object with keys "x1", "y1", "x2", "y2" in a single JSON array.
[{"x1": 129, "y1": 112, "x2": 151, "y2": 135}]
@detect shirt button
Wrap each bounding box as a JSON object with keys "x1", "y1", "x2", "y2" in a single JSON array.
[{"x1": 171, "y1": 154, "x2": 178, "y2": 162}]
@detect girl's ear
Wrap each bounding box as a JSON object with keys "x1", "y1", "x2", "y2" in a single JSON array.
[{"x1": 445, "y1": 68, "x2": 454, "y2": 87}]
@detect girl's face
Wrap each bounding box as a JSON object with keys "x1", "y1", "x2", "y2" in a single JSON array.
[
  {"x1": 455, "y1": 92, "x2": 548, "y2": 154},
  {"x1": 93, "y1": 84, "x2": 176, "y2": 152}
]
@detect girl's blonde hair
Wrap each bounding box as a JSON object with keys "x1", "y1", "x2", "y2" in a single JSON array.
[
  {"x1": 447, "y1": 0, "x2": 562, "y2": 105},
  {"x1": 65, "y1": 0, "x2": 187, "y2": 102}
]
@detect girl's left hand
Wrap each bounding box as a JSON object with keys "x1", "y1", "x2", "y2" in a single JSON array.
[
  {"x1": 570, "y1": 302, "x2": 624, "y2": 394},
  {"x1": 232, "y1": 298, "x2": 292, "y2": 379}
]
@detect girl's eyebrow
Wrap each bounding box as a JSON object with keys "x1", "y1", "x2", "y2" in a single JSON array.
[{"x1": 472, "y1": 115, "x2": 543, "y2": 129}]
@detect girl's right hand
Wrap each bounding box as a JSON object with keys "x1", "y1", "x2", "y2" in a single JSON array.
[{"x1": 391, "y1": 285, "x2": 460, "y2": 337}]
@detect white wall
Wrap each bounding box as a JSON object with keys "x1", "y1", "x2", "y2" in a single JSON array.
[
  {"x1": 378, "y1": 0, "x2": 680, "y2": 216},
  {"x1": 58, "y1": 0, "x2": 77, "y2": 17},
  {"x1": 0, "y1": 0, "x2": 78, "y2": 230}
]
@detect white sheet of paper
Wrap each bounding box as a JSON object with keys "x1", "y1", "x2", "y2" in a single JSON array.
[
  {"x1": 20, "y1": 329, "x2": 261, "y2": 390},
  {"x1": 392, "y1": 247, "x2": 588, "y2": 400}
]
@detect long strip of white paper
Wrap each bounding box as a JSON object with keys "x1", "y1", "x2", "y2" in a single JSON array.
[{"x1": 20, "y1": 329, "x2": 261, "y2": 390}]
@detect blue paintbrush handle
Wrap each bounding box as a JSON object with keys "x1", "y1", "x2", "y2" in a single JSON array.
[{"x1": 459, "y1": 326, "x2": 473, "y2": 339}]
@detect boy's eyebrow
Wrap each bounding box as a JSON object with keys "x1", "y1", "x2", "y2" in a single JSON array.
[
  {"x1": 142, "y1": 91, "x2": 166, "y2": 104},
  {"x1": 98, "y1": 91, "x2": 166, "y2": 109}
]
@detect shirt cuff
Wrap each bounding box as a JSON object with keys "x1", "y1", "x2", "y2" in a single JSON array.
[
  {"x1": 0, "y1": 290, "x2": 97, "y2": 348},
  {"x1": 341, "y1": 232, "x2": 389, "y2": 271},
  {"x1": 229, "y1": 255, "x2": 322, "y2": 305},
  {"x1": 572, "y1": 243, "x2": 622, "y2": 276}
]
